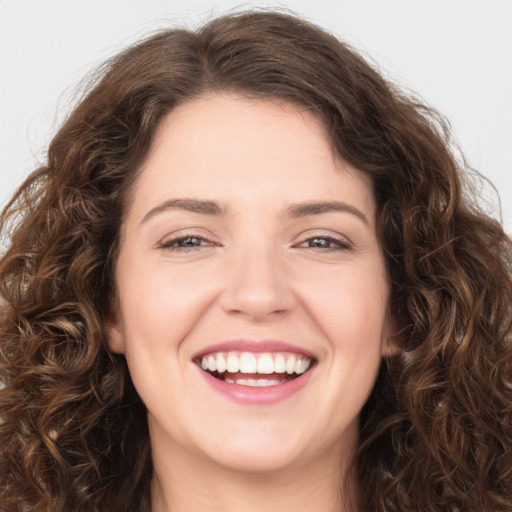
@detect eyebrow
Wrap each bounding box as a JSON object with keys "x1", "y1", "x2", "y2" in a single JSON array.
[
  {"x1": 141, "y1": 198, "x2": 229, "y2": 224},
  {"x1": 140, "y1": 198, "x2": 369, "y2": 226},
  {"x1": 284, "y1": 201, "x2": 369, "y2": 225}
]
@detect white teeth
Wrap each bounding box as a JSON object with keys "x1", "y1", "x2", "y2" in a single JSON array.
[
  {"x1": 216, "y1": 353, "x2": 227, "y2": 373},
  {"x1": 257, "y1": 353, "x2": 274, "y2": 374},
  {"x1": 257, "y1": 379, "x2": 280, "y2": 386},
  {"x1": 274, "y1": 354, "x2": 286, "y2": 373},
  {"x1": 286, "y1": 355, "x2": 296, "y2": 374},
  {"x1": 226, "y1": 354, "x2": 240, "y2": 373},
  {"x1": 224, "y1": 378, "x2": 281, "y2": 387},
  {"x1": 199, "y1": 351, "x2": 313, "y2": 377},
  {"x1": 240, "y1": 352, "x2": 257, "y2": 373},
  {"x1": 295, "y1": 358, "x2": 311, "y2": 374}
]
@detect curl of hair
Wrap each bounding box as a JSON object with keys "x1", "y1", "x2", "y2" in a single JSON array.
[{"x1": 1, "y1": 10, "x2": 511, "y2": 512}]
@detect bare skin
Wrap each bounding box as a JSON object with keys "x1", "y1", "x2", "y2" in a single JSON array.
[{"x1": 108, "y1": 93, "x2": 394, "y2": 512}]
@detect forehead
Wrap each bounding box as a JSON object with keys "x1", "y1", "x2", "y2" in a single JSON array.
[{"x1": 128, "y1": 93, "x2": 375, "y2": 222}]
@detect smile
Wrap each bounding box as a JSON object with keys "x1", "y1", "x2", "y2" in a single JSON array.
[
  {"x1": 196, "y1": 351, "x2": 314, "y2": 387},
  {"x1": 192, "y1": 340, "x2": 317, "y2": 404}
]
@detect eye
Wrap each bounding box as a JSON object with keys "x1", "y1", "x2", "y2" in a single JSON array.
[
  {"x1": 160, "y1": 235, "x2": 215, "y2": 251},
  {"x1": 297, "y1": 235, "x2": 351, "y2": 251}
]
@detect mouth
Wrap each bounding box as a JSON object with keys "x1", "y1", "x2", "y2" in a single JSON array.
[{"x1": 195, "y1": 351, "x2": 316, "y2": 387}]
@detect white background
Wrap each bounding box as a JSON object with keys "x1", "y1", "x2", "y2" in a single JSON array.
[{"x1": 1, "y1": 0, "x2": 511, "y2": 233}]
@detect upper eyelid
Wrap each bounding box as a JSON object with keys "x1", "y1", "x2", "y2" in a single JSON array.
[
  {"x1": 293, "y1": 229, "x2": 353, "y2": 246},
  {"x1": 156, "y1": 230, "x2": 217, "y2": 251},
  {"x1": 160, "y1": 233, "x2": 215, "y2": 246},
  {"x1": 159, "y1": 227, "x2": 217, "y2": 241}
]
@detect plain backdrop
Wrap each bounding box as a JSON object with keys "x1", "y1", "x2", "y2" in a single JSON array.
[{"x1": 1, "y1": 0, "x2": 511, "y2": 232}]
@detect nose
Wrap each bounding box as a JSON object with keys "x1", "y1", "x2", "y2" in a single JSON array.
[{"x1": 219, "y1": 247, "x2": 296, "y2": 321}]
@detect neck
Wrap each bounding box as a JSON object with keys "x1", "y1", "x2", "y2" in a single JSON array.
[{"x1": 149, "y1": 438, "x2": 359, "y2": 512}]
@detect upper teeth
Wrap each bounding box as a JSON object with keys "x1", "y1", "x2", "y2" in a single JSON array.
[{"x1": 199, "y1": 352, "x2": 312, "y2": 375}]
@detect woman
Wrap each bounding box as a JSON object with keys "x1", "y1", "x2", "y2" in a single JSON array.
[{"x1": 1, "y1": 10, "x2": 510, "y2": 512}]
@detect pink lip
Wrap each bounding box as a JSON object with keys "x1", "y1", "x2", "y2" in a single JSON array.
[
  {"x1": 192, "y1": 339, "x2": 317, "y2": 405},
  {"x1": 192, "y1": 339, "x2": 316, "y2": 359},
  {"x1": 195, "y1": 363, "x2": 315, "y2": 405}
]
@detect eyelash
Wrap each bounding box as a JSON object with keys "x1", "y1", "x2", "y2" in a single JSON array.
[
  {"x1": 159, "y1": 235, "x2": 215, "y2": 251},
  {"x1": 296, "y1": 235, "x2": 352, "y2": 251},
  {"x1": 159, "y1": 234, "x2": 352, "y2": 252}
]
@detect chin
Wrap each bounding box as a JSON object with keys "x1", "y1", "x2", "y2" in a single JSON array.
[
  {"x1": 209, "y1": 445, "x2": 309, "y2": 475},
  {"x1": 195, "y1": 421, "x2": 333, "y2": 476}
]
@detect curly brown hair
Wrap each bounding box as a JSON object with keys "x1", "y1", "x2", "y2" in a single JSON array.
[{"x1": 1, "y1": 10, "x2": 511, "y2": 512}]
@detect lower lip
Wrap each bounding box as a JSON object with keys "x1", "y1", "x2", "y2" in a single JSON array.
[{"x1": 196, "y1": 366, "x2": 315, "y2": 405}]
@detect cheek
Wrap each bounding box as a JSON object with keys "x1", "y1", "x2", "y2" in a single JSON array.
[
  {"x1": 299, "y1": 260, "x2": 390, "y2": 406},
  {"x1": 300, "y1": 261, "x2": 390, "y2": 347},
  {"x1": 117, "y1": 260, "x2": 220, "y2": 349},
  {"x1": 292, "y1": 263, "x2": 389, "y2": 439},
  {"x1": 115, "y1": 267, "x2": 212, "y2": 406}
]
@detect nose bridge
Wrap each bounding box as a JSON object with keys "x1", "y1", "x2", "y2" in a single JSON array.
[{"x1": 220, "y1": 235, "x2": 294, "y2": 319}]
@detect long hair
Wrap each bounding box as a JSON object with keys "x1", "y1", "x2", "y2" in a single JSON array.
[{"x1": 1, "y1": 11, "x2": 511, "y2": 512}]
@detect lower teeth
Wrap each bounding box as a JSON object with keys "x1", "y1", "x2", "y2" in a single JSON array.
[
  {"x1": 224, "y1": 378, "x2": 282, "y2": 387},
  {"x1": 206, "y1": 370, "x2": 296, "y2": 386}
]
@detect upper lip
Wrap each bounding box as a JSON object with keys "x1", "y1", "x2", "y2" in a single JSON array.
[{"x1": 192, "y1": 339, "x2": 317, "y2": 360}]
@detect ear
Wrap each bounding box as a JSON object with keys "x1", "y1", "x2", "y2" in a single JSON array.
[
  {"x1": 381, "y1": 316, "x2": 403, "y2": 358},
  {"x1": 105, "y1": 309, "x2": 126, "y2": 354},
  {"x1": 381, "y1": 333, "x2": 402, "y2": 358}
]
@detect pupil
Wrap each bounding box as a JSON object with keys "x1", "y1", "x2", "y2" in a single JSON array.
[
  {"x1": 180, "y1": 237, "x2": 199, "y2": 247},
  {"x1": 312, "y1": 238, "x2": 328, "y2": 248}
]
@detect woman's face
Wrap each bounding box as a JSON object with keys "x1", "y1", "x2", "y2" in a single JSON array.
[{"x1": 108, "y1": 93, "x2": 394, "y2": 475}]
